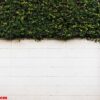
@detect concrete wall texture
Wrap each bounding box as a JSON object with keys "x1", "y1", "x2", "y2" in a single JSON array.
[{"x1": 0, "y1": 39, "x2": 100, "y2": 100}]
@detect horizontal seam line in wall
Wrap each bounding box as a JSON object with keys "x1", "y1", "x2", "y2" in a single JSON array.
[
  {"x1": 0, "y1": 57, "x2": 99, "y2": 59},
  {"x1": 0, "y1": 48, "x2": 100, "y2": 49},
  {"x1": 2, "y1": 76, "x2": 100, "y2": 78},
  {"x1": 5, "y1": 95, "x2": 100, "y2": 96}
]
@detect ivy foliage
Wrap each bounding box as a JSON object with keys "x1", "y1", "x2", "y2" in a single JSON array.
[{"x1": 0, "y1": 0, "x2": 100, "y2": 41}]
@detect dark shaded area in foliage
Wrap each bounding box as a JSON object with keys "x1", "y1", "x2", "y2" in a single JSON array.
[{"x1": 0, "y1": 0, "x2": 100, "y2": 41}]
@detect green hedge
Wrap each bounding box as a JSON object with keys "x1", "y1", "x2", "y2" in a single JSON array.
[{"x1": 0, "y1": 0, "x2": 100, "y2": 41}]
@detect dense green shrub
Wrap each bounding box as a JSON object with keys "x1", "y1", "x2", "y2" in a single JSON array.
[{"x1": 0, "y1": 0, "x2": 100, "y2": 41}]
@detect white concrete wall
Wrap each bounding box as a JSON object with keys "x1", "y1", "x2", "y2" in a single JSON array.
[{"x1": 0, "y1": 39, "x2": 100, "y2": 100}]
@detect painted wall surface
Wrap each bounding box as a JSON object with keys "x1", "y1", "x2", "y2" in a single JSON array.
[{"x1": 0, "y1": 39, "x2": 100, "y2": 100}]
